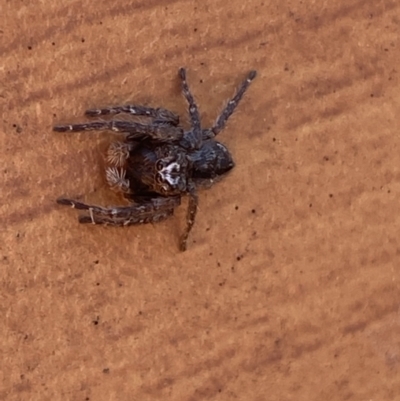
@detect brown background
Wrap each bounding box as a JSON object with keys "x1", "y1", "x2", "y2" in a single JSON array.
[{"x1": 1, "y1": 1, "x2": 400, "y2": 400}]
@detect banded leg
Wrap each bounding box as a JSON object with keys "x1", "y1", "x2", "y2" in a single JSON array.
[
  {"x1": 53, "y1": 120, "x2": 183, "y2": 142},
  {"x1": 179, "y1": 68, "x2": 202, "y2": 149},
  {"x1": 57, "y1": 196, "x2": 181, "y2": 225},
  {"x1": 180, "y1": 189, "x2": 198, "y2": 251},
  {"x1": 212, "y1": 70, "x2": 257, "y2": 135},
  {"x1": 85, "y1": 105, "x2": 180, "y2": 126}
]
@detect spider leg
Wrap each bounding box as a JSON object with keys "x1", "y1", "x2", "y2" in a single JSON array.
[
  {"x1": 85, "y1": 105, "x2": 180, "y2": 126},
  {"x1": 57, "y1": 197, "x2": 181, "y2": 225},
  {"x1": 53, "y1": 120, "x2": 183, "y2": 142},
  {"x1": 179, "y1": 68, "x2": 202, "y2": 149},
  {"x1": 211, "y1": 70, "x2": 257, "y2": 136},
  {"x1": 180, "y1": 187, "x2": 198, "y2": 251}
]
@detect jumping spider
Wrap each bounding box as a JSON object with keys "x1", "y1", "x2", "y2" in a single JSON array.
[{"x1": 54, "y1": 68, "x2": 256, "y2": 250}]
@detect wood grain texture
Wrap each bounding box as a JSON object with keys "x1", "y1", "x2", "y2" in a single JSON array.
[{"x1": 1, "y1": 1, "x2": 400, "y2": 400}]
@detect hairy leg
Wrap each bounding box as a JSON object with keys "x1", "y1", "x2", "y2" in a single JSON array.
[
  {"x1": 178, "y1": 68, "x2": 202, "y2": 149},
  {"x1": 180, "y1": 189, "x2": 198, "y2": 251},
  {"x1": 57, "y1": 196, "x2": 181, "y2": 225},
  {"x1": 53, "y1": 120, "x2": 183, "y2": 142},
  {"x1": 85, "y1": 105, "x2": 179, "y2": 126},
  {"x1": 212, "y1": 70, "x2": 257, "y2": 135}
]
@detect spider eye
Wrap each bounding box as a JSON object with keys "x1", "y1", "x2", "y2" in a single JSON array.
[
  {"x1": 155, "y1": 173, "x2": 164, "y2": 184},
  {"x1": 156, "y1": 160, "x2": 164, "y2": 171}
]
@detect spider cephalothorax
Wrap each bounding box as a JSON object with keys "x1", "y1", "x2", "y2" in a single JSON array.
[
  {"x1": 128, "y1": 143, "x2": 190, "y2": 195},
  {"x1": 54, "y1": 68, "x2": 256, "y2": 250}
]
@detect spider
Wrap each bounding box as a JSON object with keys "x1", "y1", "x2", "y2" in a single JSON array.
[{"x1": 54, "y1": 68, "x2": 256, "y2": 251}]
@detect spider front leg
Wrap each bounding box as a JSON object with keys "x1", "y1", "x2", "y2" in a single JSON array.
[
  {"x1": 53, "y1": 120, "x2": 183, "y2": 142},
  {"x1": 180, "y1": 187, "x2": 198, "y2": 251},
  {"x1": 179, "y1": 68, "x2": 202, "y2": 149},
  {"x1": 57, "y1": 196, "x2": 181, "y2": 226},
  {"x1": 212, "y1": 70, "x2": 257, "y2": 135},
  {"x1": 85, "y1": 105, "x2": 180, "y2": 126}
]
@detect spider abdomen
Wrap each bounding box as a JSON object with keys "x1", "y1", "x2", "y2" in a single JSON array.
[{"x1": 189, "y1": 140, "x2": 234, "y2": 178}]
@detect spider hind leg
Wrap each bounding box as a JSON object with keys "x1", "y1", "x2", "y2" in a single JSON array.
[
  {"x1": 212, "y1": 70, "x2": 257, "y2": 135},
  {"x1": 180, "y1": 188, "x2": 198, "y2": 251}
]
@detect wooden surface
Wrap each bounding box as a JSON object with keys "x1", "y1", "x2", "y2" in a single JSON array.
[{"x1": 1, "y1": 1, "x2": 400, "y2": 400}]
